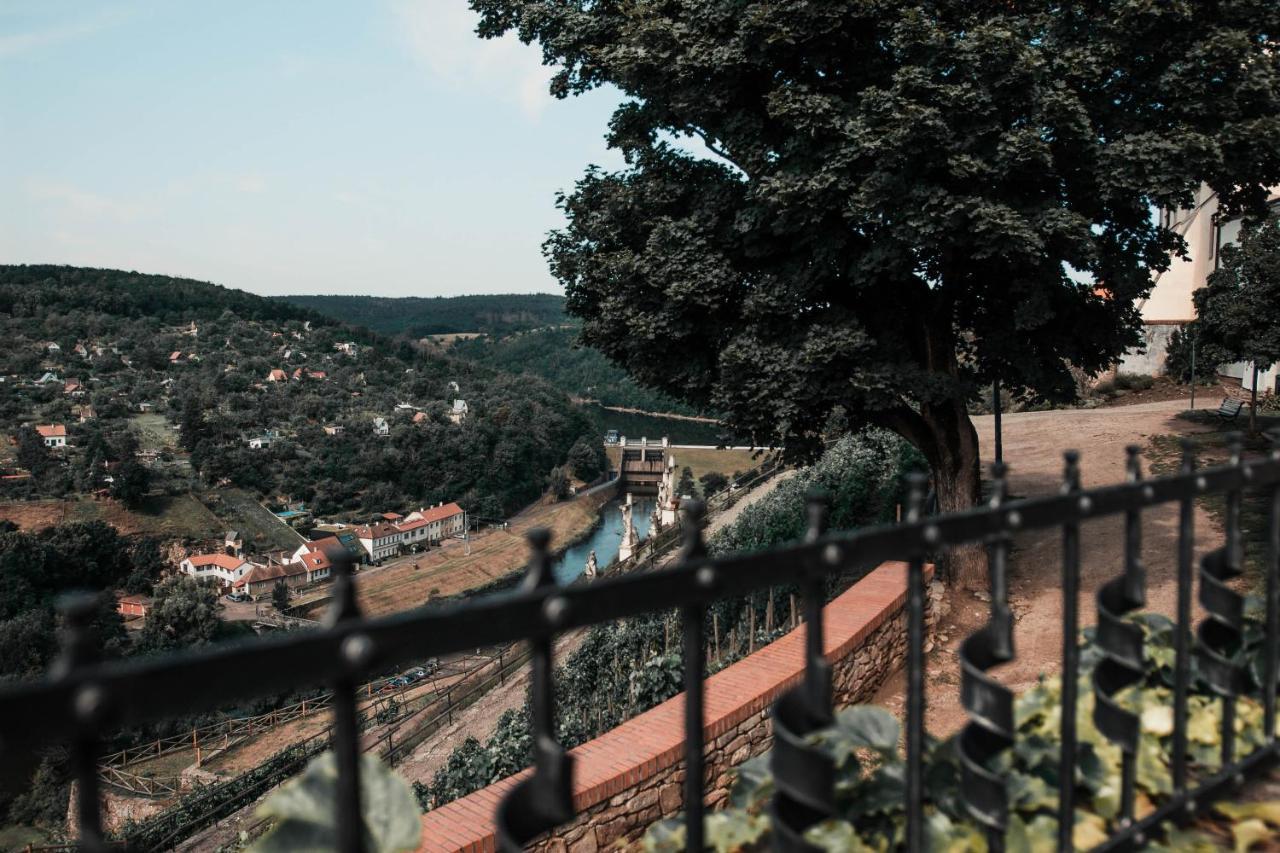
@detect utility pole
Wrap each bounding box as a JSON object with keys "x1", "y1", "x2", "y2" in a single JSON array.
[{"x1": 992, "y1": 378, "x2": 1003, "y2": 465}]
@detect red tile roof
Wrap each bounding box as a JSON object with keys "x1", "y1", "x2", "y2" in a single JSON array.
[
  {"x1": 184, "y1": 553, "x2": 248, "y2": 571},
  {"x1": 35, "y1": 424, "x2": 66, "y2": 438},
  {"x1": 417, "y1": 502, "x2": 464, "y2": 524},
  {"x1": 234, "y1": 561, "x2": 306, "y2": 588},
  {"x1": 356, "y1": 522, "x2": 400, "y2": 541},
  {"x1": 296, "y1": 545, "x2": 332, "y2": 571}
]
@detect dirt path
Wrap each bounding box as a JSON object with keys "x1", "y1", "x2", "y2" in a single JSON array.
[{"x1": 874, "y1": 397, "x2": 1223, "y2": 735}]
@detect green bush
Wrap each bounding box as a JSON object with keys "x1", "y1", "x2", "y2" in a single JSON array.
[
  {"x1": 417, "y1": 430, "x2": 921, "y2": 812},
  {"x1": 1113, "y1": 373, "x2": 1154, "y2": 391},
  {"x1": 641, "y1": 607, "x2": 1280, "y2": 851},
  {"x1": 1165, "y1": 325, "x2": 1230, "y2": 384}
]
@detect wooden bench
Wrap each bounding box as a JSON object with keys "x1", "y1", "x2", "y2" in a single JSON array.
[{"x1": 1216, "y1": 397, "x2": 1246, "y2": 421}]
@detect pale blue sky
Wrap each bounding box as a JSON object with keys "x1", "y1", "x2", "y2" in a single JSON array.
[{"x1": 0, "y1": 1, "x2": 626, "y2": 296}]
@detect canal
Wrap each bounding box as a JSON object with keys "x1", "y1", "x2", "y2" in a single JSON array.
[{"x1": 553, "y1": 494, "x2": 655, "y2": 585}]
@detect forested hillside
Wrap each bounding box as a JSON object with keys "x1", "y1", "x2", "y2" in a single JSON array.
[
  {"x1": 451, "y1": 327, "x2": 702, "y2": 416},
  {"x1": 278, "y1": 293, "x2": 567, "y2": 337},
  {"x1": 0, "y1": 266, "x2": 593, "y2": 521}
]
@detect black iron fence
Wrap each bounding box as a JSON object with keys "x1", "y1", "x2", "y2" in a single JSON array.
[{"x1": 1, "y1": 435, "x2": 1278, "y2": 852}]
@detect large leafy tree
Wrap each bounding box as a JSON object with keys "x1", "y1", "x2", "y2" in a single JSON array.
[
  {"x1": 474, "y1": 0, "x2": 1280, "y2": 585},
  {"x1": 1193, "y1": 215, "x2": 1280, "y2": 434}
]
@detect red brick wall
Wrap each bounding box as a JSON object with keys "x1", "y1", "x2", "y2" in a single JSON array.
[{"x1": 416, "y1": 561, "x2": 934, "y2": 853}]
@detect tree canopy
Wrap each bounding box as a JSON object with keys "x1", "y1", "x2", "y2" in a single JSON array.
[
  {"x1": 1193, "y1": 214, "x2": 1280, "y2": 432},
  {"x1": 475, "y1": 0, "x2": 1280, "y2": 582}
]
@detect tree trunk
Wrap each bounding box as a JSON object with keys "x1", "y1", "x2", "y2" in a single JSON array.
[
  {"x1": 918, "y1": 397, "x2": 985, "y2": 590},
  {"x1": 876, "y1": 390, "x2": 985, "y2": 589},
  {"x1": 1250, "y1": 365, "x2": 1259, "y2": 435}
]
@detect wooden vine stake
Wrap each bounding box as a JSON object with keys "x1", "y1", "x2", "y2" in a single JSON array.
[{"x1": 713, "y1": 612, "x2": 721, "y2": 663}]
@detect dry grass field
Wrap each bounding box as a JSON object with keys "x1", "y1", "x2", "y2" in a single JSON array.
[
  {"x1": 0, "y1": 494, "x2": 221, "y2": 539},
  {"x1": 354, "y1": 488, "x2": 611, "y2": 617}
]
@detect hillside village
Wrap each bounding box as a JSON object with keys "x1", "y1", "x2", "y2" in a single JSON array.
[
  {"x1": 0, "y1": 267, "x2": 595, "y2": 526},
  {"x1": 0, "y1": 267, "x2": 606, "y2": 677},
  {"x1": 177, "y1": 501, "x2": 466, "y2": 602}
]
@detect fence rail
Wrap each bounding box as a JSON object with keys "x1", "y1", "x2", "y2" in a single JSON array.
[{"x1": 1, "y1": 438, "x2": 1277, "y2": 852}]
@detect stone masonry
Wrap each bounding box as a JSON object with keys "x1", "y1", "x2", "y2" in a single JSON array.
[{"x1": 416, "y1": 561, "x2": 935, "y2": 853}]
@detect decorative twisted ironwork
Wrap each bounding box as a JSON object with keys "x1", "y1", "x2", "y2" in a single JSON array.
[
  {"x1": 2, "y1": 446, "x2": 1280, "y2": 852},
  {"x1": 958, "y1": 462, "x2": 1016, "y2": 850},
  {"x1": 769, "y1": 492, "x2": 834, "y2": 852},
  {"x1": 496, "y1": 530, "x2": 574, "y2": 851},
  {"x1": 1092, "y1": 446, "x2": 1148, "y2": 829},
  {"x1": 1196, "y1": 435, "x2": 1248, "y2": 769}
]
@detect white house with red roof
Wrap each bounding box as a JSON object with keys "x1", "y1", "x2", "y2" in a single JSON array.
[
  {"x1": 233, "y1": 561, "x2": 309, "y2": 598},
  {"x1": 402, "y1": 502, "x2": 467, "y2": 542},
  {"x1": 290, "y1": 543, "x2": 334, "y2": 584},
  {"x1": 35, "y1": 424, "x2": 67, "y2": 448},
  {"x1": 179, "y1": 553, "x2": 253, "y2": 590},
  {"x1": 355, "y1": 521, "x2": 403, "y2": 561}
]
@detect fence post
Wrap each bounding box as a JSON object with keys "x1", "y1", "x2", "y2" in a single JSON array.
[
  {"x1": 1172, "y1": 440, "x2": 1196, "y2": 795},
  {"x1": 1058, "y1": 452, "x2": 1082, "y2": 853},
  {"x1": 1264, "y1": 430, "x2": 1280, "y2": 742},
  {"x1": 904, "y1": 475, "x2": 928, "y2": 853}
]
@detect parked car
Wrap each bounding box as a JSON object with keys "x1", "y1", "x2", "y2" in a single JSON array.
[{"x1": 225, "y1": 592, "x2": 248, "y2": 602}]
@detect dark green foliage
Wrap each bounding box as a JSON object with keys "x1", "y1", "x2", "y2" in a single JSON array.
[
  {"x1": 452, "y1": 326, "x2": 700, "y2": 416},
  {"x1": 110, "y1": 458, "x2": 151, "y2": 507},
  {"x1": 419, "y1": 431, "x2": 919, "y2": 811},
  {"x1": 0, "y1": 521, "x2": 135, "y2": 680},
  {"x1": 0, "y1": 265, "x2": 593, "y2": 518},
  {"x1": 279, "y1": 293, "x2": 567, "y2": 337},
  {"x1": 476, "y1": 0, "x2": 1280, "y2": 527},
  {"x1": 5, "y1": 753, "x2": 69, "y2": 829},
  {"x1": 123, "y1": 538, "x2": 167, "y2": 594},
  {"x1": 1113, "y1": 373, "x2": 1154, "y2": 392},
  {"x1": 140, "y1": 575, "x2": 222, "y2": 653},
  {"x1": 547, "y1": 466, "x2": 570, "y2": 500},
  {"x1": 272, "y1": 580, "x2": 290, "y2": 612},
  {"x1": 15, "y1": 426, "x2": 51, "y2": 478},
  {"x1": 1164, "y1": 326, "x2": 1231, "y2": 385},
  {"x1": 676, "y1": 466, "x2": 696, "y2": 498},
  {"x1": 567, "y1": 436, "x2": 604, "y2": 481},
  {"x1": 1193, "y1": 215, "x2": 1280, "y2": 431},
  {"x1": 698, "y1": 471, "x2": 728, "y2": 497}
]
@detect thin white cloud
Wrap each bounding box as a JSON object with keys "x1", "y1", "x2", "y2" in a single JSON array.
[
  {"x1": 391, "y1": 0, "x2": 555, "y2": 119},
  {"x1": 0, "y1": 6, "x2": 131, "y2": 59},
  {"x1": 25, "y1": 180, "x2": 145, "y2": 222}
]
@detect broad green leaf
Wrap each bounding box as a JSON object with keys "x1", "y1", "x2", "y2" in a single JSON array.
[
  {"x1": 252, "y1": 753, "x2": 421, "y2": 853},
  {"x1": 727, "y1": 754, "x2": 773, "y2": 811},
  {"x1": 642, "y1": 818, "x2": 685, "y2": 852},
  {"x1": 1146, "y1": 825, "x2": 1222, "y2": 852},
  {"x1": 829, "y1": 705, "x2": 901, "y2": 756},
  {"x1": 1216, "y1": 800, "x2": 1280, "y2": 827},
  {"x1": 1231, "y1": 818, "x2": 1270, "y2": 853},
  {"x1": 804, "y1": 819, "x2": 871, "y2": 852},
  {"x1": 924, "y1": 811, "x2": 988, "y2": 852},
  {"x1": 704, "y1": 810, "x2": 767, "y2": 852},
  {"x1": 1005, "y1": 813, "x2": 1057, "y2": 853},
  {"x1": 1006, "y1": 771, "x2": 1058, "y2": 812}
]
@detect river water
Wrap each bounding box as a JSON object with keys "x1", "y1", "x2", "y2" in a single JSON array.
[{"x1": 552, "y1": 494, "x2": 655, "y2": 585}]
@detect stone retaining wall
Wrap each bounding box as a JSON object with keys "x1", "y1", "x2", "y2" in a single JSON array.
[{"x1": 417, "y1": 561, "x2": 936, "y2": 853}]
